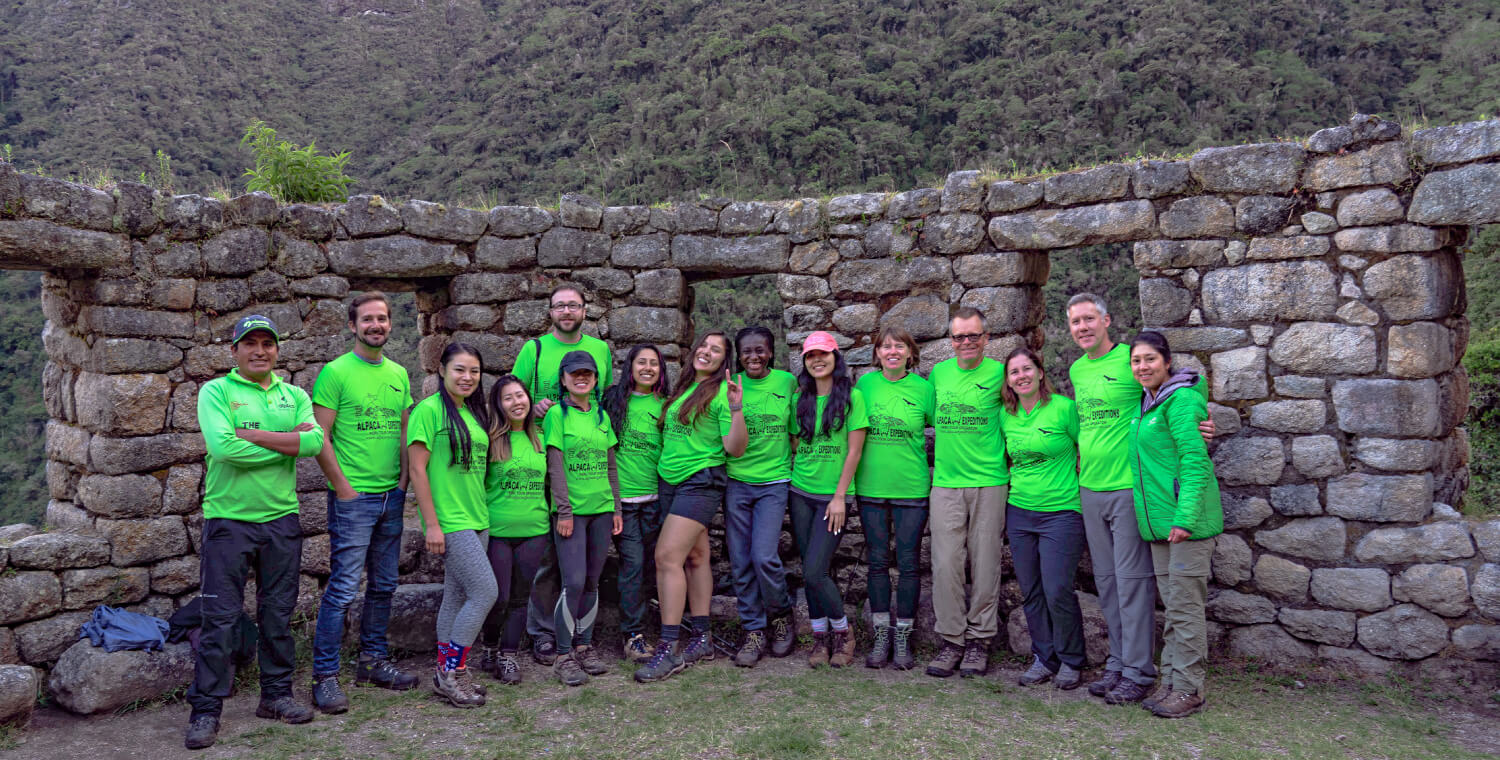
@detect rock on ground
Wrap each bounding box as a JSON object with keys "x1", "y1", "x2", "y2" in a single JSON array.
[{"x1": 47, "y1": 640, "x2": 194, "y2": 715}]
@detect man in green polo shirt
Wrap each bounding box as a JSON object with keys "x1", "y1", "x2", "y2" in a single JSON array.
[
  {"x1": 185, "y1": 315, "x2": 324, "y2": 750},
  {"x1": 926, "y1": 306, "x2": 1009, "y2": 679},
  {"x1": 512, "y1": 285, "x2": 613, "y2": 664}
]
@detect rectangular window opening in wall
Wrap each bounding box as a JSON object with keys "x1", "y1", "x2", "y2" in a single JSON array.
[
  {"x1": 2, "y1": 271, "x2": 47, "y2": 525},
  {"x1": 1460, "y1": 223, "x2": 1498, "y2": 517},
  {"x1": 1041, "y1": 243, "x2": 1140, "y2": 395},
  {"x1": 690, "y1": 274, "x2": 789, "y2": 376}
]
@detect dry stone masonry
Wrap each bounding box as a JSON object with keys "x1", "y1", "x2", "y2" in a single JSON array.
[{"x1": 2, "y1": 114, "x2": 1500, "y2": 719}]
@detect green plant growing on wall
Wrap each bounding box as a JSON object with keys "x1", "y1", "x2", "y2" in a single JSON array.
[{"x1": 239, "y1": 120, "x2": 355, "y2": 202}]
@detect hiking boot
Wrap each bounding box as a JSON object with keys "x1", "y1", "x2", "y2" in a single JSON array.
[
  {"x1": 1088, "y1": 670, "x2": 1122, "y2": 698},
  {"x1": 356, "y1": 657, "x2": 417, "y2": 691},
  {"x1": 311, "y1": 674, "x2": 349, "y2": 714},
  {"x1": 808, "y1": 633, "x2": 830, "y2": 668},
  {"x1": 532, "y1": 634, "x2": 557, "y2": 665},
  {"x1": 476, "y1": 647, "x2": 498, "y2": 678},
  {"x1": 1055, "y1": 663, "x2": 1082, "y2": 690},
  {"x1": 734, "y1": 630, "x2": 767, "y2": 668},
  {"x1": 768, "y1": 613, "x2": 796, "y2": 658},
  {"x1": 623, "y1": 633, "x2": 652, "y2": 664},
  {"x1": 575, "y1": 645, "x2": 609, "y2": 675},
  {"x1": 1106, "y1": 680, "x2": 1152, "y2": 705},
  {"x1": 1018, "y1": 656, "x2": 1055, "y2": 686},
  {"x1": 958, "y1": 640, "x2": 989, "y2": 678},
  {"x1": 1151, "y1": 690, "x2": 1206, "y2": 718},
  {"x1": 829, "y1": 629, "x2": 856, "y2": 668},
  {"x1": 183, "y1": 714, "x2": 219, "y2": 750},
  {"x1": 495, "y1": 651, "x2": 522, "y2": 685},
  {"x1": 256, "y1": 695, "x2": 314, "y2": 724},
  {"x1": 865, "y1": 624, "x2": 892, "y2": 669},
  {"x1": 634, "y1": 640, "x2": 685, "y2": 683},
  {"x1": 1141, "y1": 683, "x2": 1169, "y2": 711},
  {"x1": 681, "y1": 631, "x2": 715, "y2": 664},
  {"x1": 891, "y1": 625, "x2": 916, "y2": 671},
  {"x1": 432, "y1": 668, "x2": 484, "y2": 708},
  {"x1": 455, "y1": 667, "x2": 487, "y2": 697},
  {"x1": 555, "y1": 652, "x2": 590, "y2": 687},
  {"x1": 925, "y1": 641, "x2": 963, "y2": 678}
]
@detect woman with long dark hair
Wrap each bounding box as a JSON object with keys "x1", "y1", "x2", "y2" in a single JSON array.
[
  {"x1": 634, "y1": 331, "x2": 747, "y2": 683},
  {"x1": 790, "y1": 331, "x2": 868, "y2": 668},
  {"x1": 1001, "y1": 347, "x2": 1087, "y2": 691},
  {"x1": 601, "y1": 344, "x2": 670, "y2": 664},
  {"x1": 407, "y1": 343, "x2": 495, "y2": 707},
  {"x1": 476, "y1": 375, "x2": 548, "y2": 686}
]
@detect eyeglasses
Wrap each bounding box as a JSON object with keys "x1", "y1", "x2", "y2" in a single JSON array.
[
  {"x1": 550, "y1": 302, "x2": 584, "y2": 312},
  {"x1": 950, "y1": 333, "x2": 986, "y2": 345}
]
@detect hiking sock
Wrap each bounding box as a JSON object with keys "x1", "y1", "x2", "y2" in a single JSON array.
[
  {"x1": 896, "y1": 618, "x2": 914, "y2": 630},
  {"x1": 689, "y1": 615, "x2": 710, "y2": 637},
  {"x1": 830, "y1": 617, "x2": 850, "y2": 633},
  {"x1": 872, "y1": 612, "x2": 890, "y2": 629},
  {"x1": 437, "y1": 641, "x2": 460, "y2": 671},
  {"x1": 810, "y1": 618, "x2": 829, "y2": 634},
  {"x1": 661, "y1": 624, "x2": 682, "y2": 643}
]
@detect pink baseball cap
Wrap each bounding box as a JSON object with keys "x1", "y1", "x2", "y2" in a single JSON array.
[{"x1": 800, "y1": 331, "x2": 839, "y2": 356}]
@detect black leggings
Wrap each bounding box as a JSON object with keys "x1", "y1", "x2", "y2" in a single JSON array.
[
  {"x1": 482, "y1": 534, "x2": 550, "y2": 652},
  {"x1": 555, "y1": 513, "x2": 614, "y2": 654}
]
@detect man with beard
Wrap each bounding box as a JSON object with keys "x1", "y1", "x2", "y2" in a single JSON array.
[
  {"x1": 308, "y1": 292, "x2": 418, "y2": 713},
  {"x1": 512, "y1": 285, "x2": 614, "y2": 664}
]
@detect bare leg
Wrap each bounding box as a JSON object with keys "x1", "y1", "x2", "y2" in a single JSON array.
[
  {"x1": 654, "y1": 515, "x2": 705, "y2": 627},
  {"x1": 686, "y1": 529, "x2": 713, "y2": 617}
]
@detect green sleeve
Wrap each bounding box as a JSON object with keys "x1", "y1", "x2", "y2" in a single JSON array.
[
  {"x1": 407, "y1": 402, "x2": 436, "y2": 448},
  {"x1": 715, "y1": 386, "x2": 733, "y2": 436},
  {"x1": 513, "y1": 340, "x2": 538, "y2": 395},
  {"x1": 1166, "y1": 392, "x2": 1213, "y2": 533},
  {"x1": 310, "y1": 363, "x2": 341, "y2": 408},
  {"x1": 848, "y1": 389, "x2": 869, "y2": 431},
  {"x1": 197, "y1": 381, "x2": 283, "y2": 467},
  {"x1": 923, "y1": 381, "x2": 937, "y2": 426},
  {"x1": 543, "y1": 407, "x2": 564, "y2": 449},
  {"x1": 401, "y1": 371, "x2": 414, "y2": 410},
  {"x1": 1065, "y1": 397, "x2": 1080, "y2": 443},
  {"x1": 294, "y1": 387, "x2": 324, "y2": 458}
]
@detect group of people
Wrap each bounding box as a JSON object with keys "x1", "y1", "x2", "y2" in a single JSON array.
[{"x1": 181, "y1": 283, "x2": 1225, "y2": 750}]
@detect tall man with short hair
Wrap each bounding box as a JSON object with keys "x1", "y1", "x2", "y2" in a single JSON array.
[
  {"x1": 512, "y1": 285, "x2": 613, "y2": 664},
  {"x1": 185, "y1": 316, "x2": 324, "y2": 750},
  {"x1": 308, "y1": 291, "x2": 417, "y2": 714},
  {"x1": 925, "y1": 306, "x2": 1009, "y2": 679}
]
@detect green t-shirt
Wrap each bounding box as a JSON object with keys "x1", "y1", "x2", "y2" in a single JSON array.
[
  {"x1": 199, "y1": 370, "x2": 323, "y2": 522},
  {"x1": 485, "y1": 430, "x2": 549, "y2": 538},
  {"x1": 512, "y1": 333, "x2": 613, "y2": 405},
  {"x1": 727, "y1": 370, "x2": 796, "y2": 484},
  {"x1": 657, "y1": 382, "x2": 733, "y2": 485},
  {"x1": 311, "y1": 351, "x2": 413, "y2": 493},
  {"x1": 617, "y1": 394, "x2": 666, "y2": 498},
  {"x1": 408, "y1": 394, "x2": 490, "y2": 534},
  {"x1": 1069, "y1": 343, "x2": 1141, "y2": 492},
  {"x1": 1001, "y1": 395, "x2": 1082, "y2": 512},
  {"x1": 543, "y1": 402, "x2": 619, "y2": 515},
  {"x1": 930, "y1": 358, "x2": 1010, "y2": 488},
  {"x1": 854, "y1": 371, "x2": 935, "y2": 499},
  {"x1": 790, "y1": 389, "x2": 869, "y2": 496}
]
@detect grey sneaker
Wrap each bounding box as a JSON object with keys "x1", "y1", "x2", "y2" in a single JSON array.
[
  {"x1": 891, "y1": 624, "x2": 916, "y2": 670},
  {"x1": 925, "y1": 641, "x2": 963, "y2": 677},
  {"x1": 865, "y1": 624, "x2": 891, "y2": 668},
  {"x1": 432, "y1": 668, "x2": 484, "y2": 707},
  {"x1": 634, "y1": 640, "x2": 685, "y2": 683},
  {"x1": 575, "y1": 645, "x2": 608, "y2": 675},
  {"x1": 734, "y1": 630, "x2": 767, "y2": 668},
  {"x1": 183, "y1": 714, "x2": 219, "y2": 750},
  {"x1": 958, "y1": 640, "x2": 989, "y2": 678},
  {"x1": 255, "y1": 695, "x2": 314, "y2": 724},
  {"x1": 555, "y1": 653, "x2": 589, "y2": 687},
  {"x1": 681, "y1": 631, "x2": 715, "y2": 664},
  {"x1": 495, "y1": 651, "x2": 522, "y2": 685},
  {"x1": 623, "y1": 633, "x2": 652, "y2": 664},
  {"x1": 311, "y1": 674, "x2": 348, "y2": 714},
  {"x1": 1055, "y1": 663, "x2": 1083, "y2": 690},
  {"x1": 532, "y1": 634, "x2": 557, "y2": 665},
  {"x1": 1107, "y1": 679, "x2": 1152, "y2": 705},
  {"x1": 1088, "y1": 670, "x2": 1122, "y2": 698},
  {"x1": 1018, "y1": 657, "x2": 1055, "y2": 686}
]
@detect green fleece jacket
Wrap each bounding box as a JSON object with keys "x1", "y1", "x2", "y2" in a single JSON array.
[
  {"x1": 1128, "y1": 370, "x2": 1222, "y2": 542},
  {"x1": 199, "y1": 369, "x2": 324, "y2": 522}
]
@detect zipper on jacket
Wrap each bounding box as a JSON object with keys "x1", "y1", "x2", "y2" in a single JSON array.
[{"x1": 1135, "y1": 421, "x2": 1159, "y2": 540}]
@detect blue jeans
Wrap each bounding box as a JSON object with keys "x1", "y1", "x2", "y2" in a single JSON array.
[
  {"x1": 725, "y1": 480, "x2": 792, "y2": 631},
  {"x1": 860, "y1": 498, "x2": 928, "y2": 620},
  {"x1": 614, "y1": 499, "x2": 662, "y2": 636},
  {"x1": 312, "y1": 489, "x2": 406, "y2": 677}
]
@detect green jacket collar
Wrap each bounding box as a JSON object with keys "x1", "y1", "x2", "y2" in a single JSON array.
[{"x1": 225, "y1": 367, "x2": 284, "y2": 390}]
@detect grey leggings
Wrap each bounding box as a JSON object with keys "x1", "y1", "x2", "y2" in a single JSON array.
[
  {"x1": 436, "y1": 529, "x2": 498, "y2": 648},
  {"x1": 555, "y1": 514, "x2": 613, "y2": 654}
]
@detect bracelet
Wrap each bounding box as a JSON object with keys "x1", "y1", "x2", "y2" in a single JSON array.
[{"x1": 728, "y1": 404, "x2": 743, "y2": 412}]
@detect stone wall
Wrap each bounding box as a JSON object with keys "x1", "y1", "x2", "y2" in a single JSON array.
[{"x1": 3, "y1": 114, "x2": 1500, "y2": 701}]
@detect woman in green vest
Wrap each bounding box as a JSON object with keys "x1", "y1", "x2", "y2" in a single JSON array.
[{"x1": 1128, "y1": 331, "x2": 1223, "y2": 719}]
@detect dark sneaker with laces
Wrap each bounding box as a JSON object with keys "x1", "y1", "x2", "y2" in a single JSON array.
[
  {"x1": 183, "y1": 714, "x2": 219, "y2": 750},
  {"x1": 1055, "y1": 664, "x2": 1082, "y2": 690},
  {"x1": 634, "y1": 641, "x2": 685, "y2": 683},
  {"x1": 555, "y1": 653, "x2": 590, "y2": 686},
  {"x1": 476, "y1": 647, "x2": 498, "y2": 678},
  {"x1": 356, "y1": 657, "x2": 417, "y2": 691},
  {"x1": 891, "y1": 625, "x2": 916, "y2": 670},
  {"x1": 623, "y1": 633, "x2": 652, "y2": 664},
  {"x1": 768, "y1": 613, "x2": 796, "y2": 658},
  {"x1": 925, "y1": 641, "x2": 963, "y2": 677},
  {"x1": 575, "y1": 645, "x2": 609, "y2": 675},
  {"x1": 312, "y1": 674, "x2": 349, "y2": 714},
  {"x1": 734, "y1": 630, "x2": 767, "y2": 668},
  {"x1": 495, "y1": 651, "x2": 522, "y2": 684},
  {"x1": 1018, "y1": 656, "x2": 1055, "y2": 686},
  {"x1": 681, "y1": 631, "x2": 715, "y2": 664},
  {"x1": 256, "y1": 695, "x2": 314, "y2": 724},
  {"x1": 1106, "y1": 679, "x2": 1151, "y2": 705},
  {"x1": 1088, "y1": 670, "x2": 1122, "y2": 698},
  {"x1": 958, "y1": 640, "x2": 989, "y2": 678},
  {"x1": 865, "y1": 624, "x2": 892, "y2": 668},
  {"x1": 532, "y1": 635, "x2": 557, "y2": 665},
  {"x1": 1151, "y1": 690, "x2": 1205, "y2": 718}
]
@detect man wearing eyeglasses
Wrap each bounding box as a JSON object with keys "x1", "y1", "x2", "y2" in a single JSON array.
[
  {"x1": 511, "y1": 284, "x2": 614, "y2": 666},
  {"x1": 924, "y1": 306, "x2": 1009, "y2": 679}
]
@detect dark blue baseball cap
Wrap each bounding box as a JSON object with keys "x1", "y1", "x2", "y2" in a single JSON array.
[{"x1": 231, "y1": 314, "x2": 281, "y2": 345}]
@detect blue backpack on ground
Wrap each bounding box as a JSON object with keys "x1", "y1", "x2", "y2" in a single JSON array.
[{"x1": 78, "y1": 605, "x2": 170, "y2": 652}]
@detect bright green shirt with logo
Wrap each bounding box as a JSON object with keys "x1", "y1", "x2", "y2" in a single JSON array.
[
  {"x1": 408, "y1": 394, "x2": 490, "y2": 534},
  {"x1": 854, "y1": 371, "x2": 935, "y2": 500},
  {"x1": 199, "y1": 369, "x2": 324, "y2": 522},
  {"x1": 543, "y1": 402, "x2": 619, "y2": 516},
  {"x1": 485, "y1": 430, "x2": 550, "y2": 538},
  {"x1": 727, "y1": 370, "x2": 796, "y2": 484},
  {"x1": 790, "y1": 389, "x2": 869, "y2": 496},
  {"x1": 512, "y1": 333, "x2": 614, "y2": 404},
  {"x1": 657, "y1": 382, "x2": 733, "y2": 485},
  {"x1": 1001, "y1": 395, "x2": 1082, "y2": 512},
  {"x1": 617, "y1": 394, "x2": 666, "y2": 499},
  {"x1": 312, "y1": 351, "x2": 412, "y2": 493},
  {"x1": 930, "y1": 358, "x2": 1010, "y2": 488}
]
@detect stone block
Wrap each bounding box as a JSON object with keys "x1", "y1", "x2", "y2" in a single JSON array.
[
  {"x1": 151, "y1": 555, "x2": 200, "y2": 595},
  {"x1": 880, "y1": 295, "x2": 951, "y2": 341},
  {"x1": 113, "y1": 182, "x2": 161, "y2": 236},
  {"x1": 47, "y1": 640, "x2": 194, "y2": 715},
  {"x1": 1270, "y1": 483, "x2": 1322, "y2": 516},
  {"x1": 0, "y1": 571, "x2": 61, "y2": 626},
  {"x1": 771, "y1": 199, "x2": 824, "y2": 243},
  {"x1": 1212, "y1": 534, "x2": 1252, "y2": 585},
  {"x1": 925, "y1": 214, "x2": 987, "y2": 254},
  {"x1": 271, "y1": 233, "x2": 326, "y2": 277},
  {"x1": 448, "y1": 273, "x2": 529, "y2": 305},
  {"x1": 1212, "y1": 437, "x2": 1283, "y2": 485},
  {"x1": 1332, "y1": 379, "x2": 1440, "y2": 437},
  {"x1": 783, "y1": 305, "x2": 827, "y2": 332},
  {"x1": 863, "y1": 222, "x2": 916, "y2": 259},
  {"x1": 1247, "y1": 236, "x2": 1330, "y2": 261},
  {"x1": 1140, "y1": 278, "x2": 1192, "y2": 325},
  {"x1": 1254, "y1": 517, "x2": 1346, "y2": 562},
  {"x1": 201, "y1": 227, "x2": 269, "y2": 276},
  {"x1": 941, "y1": 171, "x2": 986, "y2": 213},
  {"x1": 1291, "y1": 435, "x2": 1343, "y2": 479},
  {"x1": 0, "y1": 664, "x2": 38, "y2": 726},
  {"x1": 436, "y1": 305, "x2": 499, "y2": 332},
  {"x1": 1278, "y1": 608, "x2": 1356, "y2": 647},
  {"x1": 959, "y1": 287, "x2": 1043, "y2": 333},
  {"x1": 1303, "y1": 142, "x2": 1410, "y2": 191},
  {"x1": 1392, "y1": 564, "x2": 1471, "y2": 617},
  {"x1": 1209, "y1": 346, "x2": 1267, "y2": 401},
  {"x1": 97, "y1": 516, "x2": 188, "y2": 566},
  {"x1": 1129, "y1": 160, "x2": 1191, "y2": 198},
  {"x1": 537, "y1": 227, "x2": 611, "y2": 267},
  {"x1": 83, "y1": 306, "x2": 194, "y2": 339},
  {"x1": 488, "y1": 205, "x2": 554, "y2": 237},
  {"x1": 1452, "y1": 624, "x2": 1500, "y2": 661},
  {"x1": 1226, "y1": 624, "x2": 1316, "y2": 664},
  {"x1": 984, "y1": 180, "x2": 1044, "y2": 212},
  {"x1": 887, "y1": 188, "x2": 941, "y2": 219},
  {"x1": 611, "y1": 232, "x2": 670, "y2": 268},
  {"x1": 1326, "y1": 472, "x2": 1433, "y2": 523},
  {"x1": 786, "y1": 241, "x2": 838, "y2": 276},
  {"x1": 718, "y1": 201, "x2": 776, "y2": 234},
  {"x1": 553, "y1": 193, "x2": 602, "y2": 229},
  {"x1": 45, "y1": 499, "x2": 91, "y2": 534},
  {"x1": 1473, "y1": 521, "x2": 1500, "y2": 562},
  {"x1": 1352, "y1": 438, "x2": 1437, "y2": 472},
  {"x1": 0, "y1": 219, "x2": 130, "y2": 271},
  {"x1": 1334, "y1": 224, "x2": 1443, "y2": 253},
  {"x1": 777, "y1": 274, "x2": 830, "y2": 303},
  {"x1": 1336, "y1": 188, "x2": 1404, "y2": 227},
  {"x1": 1133, "y1": 240, "x2": 1224, "y2": 270},
  {"x1": 1189, "y1": 143, "x2": 1305, "y2": 194},
  {"x1": 1408, "y1": 162, "x2": 1500, "y2": 225},
  {"x1": 161, "y1": 194, "x2": 224, "y2": 240},
  {"x1": 7, "y1": 533, "x2": 110, "y2": 570},
  {"x1": 327, "y1": 236, "x2": 466, "y2": 277},
  {"x1": 1300, "y1": 212, "x2": 1337, "y2": 234},
  {"x1": 827, "y1": 193, "x2": 886, "y2": 221},
  {"x1": 1317, "y1": 645, "x2": 1396, "y2": 678},
  {"x1": 1159, "y1": 196, "x2": 1235, "y2": 238},
  {"x1": 830, "y1": 258, "x2": 951, "y2": 297},
  {"x1": 633, "y1": 269, "x2": 685, "y2": 307},
  {"x1": 14, "y1": 610, "x2": 91, "y2": 663},
  {"x1": 1476, "y1": 564, "x2": 1500, "y2": 618},
  {"x1": 670, "y1": 235, "x2": 788, "y2": 273},
  {"x1": 1411, "y1": 120, "x2": 1500, "y2": 165},
  {"x1": 1201, "y1": 261, "x2": 1338, "y2": 324},
  {"x1": 1223, "y1": 494, "x2": 1274, "y2": 531},
  {"x1": 60, "y1": 566, "x2": 149, "y2": 609},
  {"x1": 146, "y1": 279, "x2": 195, "y2": 310},
  {"x1": 954, "y1": 252, "x2": 1049, "y2": 287},
  {"x1": 1153, "y1": 327, "x2": 1248, "y2": 352},
  {"x1": 76, "y1": 473, "x2": 163, "y2": 519},
  {"x1": 45, "y1": 422, "x2": 90, "y2": 466},
  {"x1": 247, "y1": 270, "x2": 290, "y2": 302},
  {"x1": 829, "y1": 304, "x2": 877, "y2": 335},
  {"x1": 1249, "y1": 400, "x2": 1326, "y2": 434},
  {"x1": 988, "y1": 200, "x2": 1155, "y2": 249},
  {"x1": 1356, "y1": 604, "x2": 1448, "y2": 659},
  {"x1": 337, "y1": 195, "x2": 404, "y2": 237},
  {"x1": 1254, "y1": 554, "x2": 1310, "y2": 601},
  {"x1": 74, "y1": 372, "x2": 171, "y2": 436},
  {"x1": 1387, "y1": 322, "x2": 1456, "y2": 379},
  {"x1": 1236, "y1": 196, "x2": 1298, "y2": 235},
  {"x1": 1207, "y1": 590, "x2": 1277, "y2": 624},
  {"x1": 608, "y1": 307, "x2": 687, "y2": 344},
  {"x1": 1310, "y1": 568, "x2": 1391, "y2": 612},
  {"x1": 1354, "y1": 522, "x2": 1474, "y2": 564},
  {"x1": 1207, "y1": 402, "x2": 1241, "y2": 437},
  {"x1": 275, "y1": 204, "x2": 335, "y2": 241},
  {"x1": 20, "y1": 174, "x2": 114, "y2": 230},
  {"x1": 1043, "y1": 165, "x2": 1130, "y2": 205},
  {"x1": 1266, "y1": 323, "x2": 1376, "y2": 376},
  {"x1": 473, "y1": 236, "x2": 536, "y2": 270}
]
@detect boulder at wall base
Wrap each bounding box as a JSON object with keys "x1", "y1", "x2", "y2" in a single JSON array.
[
  {"x1": 343, "y1": 583, "x2": 443, "y2": 653},
  {"x1": 0, "y1": 664, "x2": 39, "y2": 727},
  {"x1": 1005, "y1": 591, "x2": 1110, "y2": 666},
  {"x1": 47, "y1": 639, "x2": 194, "y2": 715}
]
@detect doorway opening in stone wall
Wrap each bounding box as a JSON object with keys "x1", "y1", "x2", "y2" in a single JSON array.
[
  {"x1": 1040, "y1": 243, "x2": 1141, "y2": 394},
  {"x1": 1461, "y1": 223, "x2": 1499, "y2": 517},
  {"x1": 689, "y1": 274, "x2": 788, "y2": 372},
  {"x1": 1, "y1": 271, "x2": 47, "y2": 526}
]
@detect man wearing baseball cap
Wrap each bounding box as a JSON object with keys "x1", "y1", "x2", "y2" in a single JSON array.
[{"x1": 184, "y1": 315, "x2": 325, "y2": 750}]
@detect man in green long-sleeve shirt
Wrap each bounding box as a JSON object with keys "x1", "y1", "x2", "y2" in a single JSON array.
[{"x1": 184, "y1": 315, "x2": 324, "y2": 751}]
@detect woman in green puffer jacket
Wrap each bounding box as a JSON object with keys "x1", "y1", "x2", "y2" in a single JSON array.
[{"x1": 1127, "y1": 331, "x2": 1222, "y2": 720}]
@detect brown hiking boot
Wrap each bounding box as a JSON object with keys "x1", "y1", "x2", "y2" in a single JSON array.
[
  {"x1": 768, "y1": 613, "x2": 796, "y2": 658},
  {"x1": 829, "y1": 629, "x2": 856, "y2": 668},
  {"x1": 958, "y1": 640, "x2": 989, "y2": 678},
  {"x1": 432, "y1": 668, "x2": 484, "y2": 708},
  {"x1": 454, "y1": 667, "x2": 487, "y2": 697},
  {"x1": 925, "y1": 641, "x2": 964, "y2": 677},
  {"x1": 1140, "y1": 683, "x2": 1168, "y2": 711},
  {"x1": 1151, "y1": 690, "x2": 1205, "y2": 718},
  {"x1": 574, "y1": 645, "x2": 609, "y2": 675},
  {"x1": 808, "y1": 632, "x2": 830, "y2": 668}
]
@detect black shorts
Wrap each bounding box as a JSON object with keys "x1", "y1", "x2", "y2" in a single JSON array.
[{"x1": 661, "y1": 466, "x2": 727, "y2": 527}]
